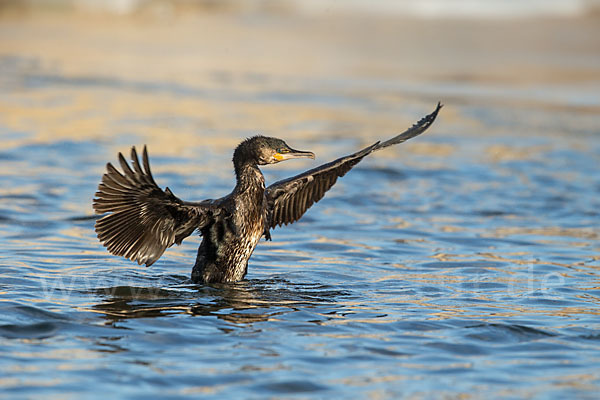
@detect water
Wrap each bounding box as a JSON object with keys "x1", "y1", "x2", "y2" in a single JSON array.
[{"x1": 1, "y1": 9, "x2": 600, "y2": 399}]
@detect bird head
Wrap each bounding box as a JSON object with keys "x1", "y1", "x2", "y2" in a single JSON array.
[{"x1": 235, "y1": 136, "x2": 315, "y2": 166}]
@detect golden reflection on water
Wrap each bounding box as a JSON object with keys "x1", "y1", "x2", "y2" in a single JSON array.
[
  {"x1": 485, "y1": 144, "x2": 549, "y2": 163},
  {"x1": 494, "y1": 226, "x2": 598, "y2": 241}
]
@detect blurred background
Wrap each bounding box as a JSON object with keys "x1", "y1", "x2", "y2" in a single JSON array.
[
  {"x1": 1, "y1": 0, "x2": 598, "y2": 162},
  {"x1": 1, "y1": 1, "x2": 599, "y2": 399}
]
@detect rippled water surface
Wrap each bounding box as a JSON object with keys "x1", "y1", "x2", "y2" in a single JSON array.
[{"x1": 1, "y1": 8, "x2": 600, "y2": 399}]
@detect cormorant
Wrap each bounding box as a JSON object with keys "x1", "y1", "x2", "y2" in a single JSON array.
[{"x1": 93, "y1": 102, "x2": 442, "y2": 283}]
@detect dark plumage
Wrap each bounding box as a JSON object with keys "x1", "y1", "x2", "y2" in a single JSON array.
[{"x1": 93, "y1": 102, "x2": 442, "y2": 283}]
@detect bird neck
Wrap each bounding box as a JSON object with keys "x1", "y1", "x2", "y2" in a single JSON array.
[
  {"x1": 232, "y1": 139, "x2": 265, "y2": 193},
  {"x1": 234, "y1": 160, "x2": 265, "y2": 192}
]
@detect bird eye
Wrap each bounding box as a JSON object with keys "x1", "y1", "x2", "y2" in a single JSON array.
[{"x1": 277, "y1": 148, "x2": 289, "y2": 153}]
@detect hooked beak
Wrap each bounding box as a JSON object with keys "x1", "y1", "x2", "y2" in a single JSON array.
[{"x1": 274, "y1": 148, "x2": 315, "y2": 162}]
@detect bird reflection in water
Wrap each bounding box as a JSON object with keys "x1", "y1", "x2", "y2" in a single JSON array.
[{"x1": 90, "y1": 278, "x2": 348, "y2": 325}]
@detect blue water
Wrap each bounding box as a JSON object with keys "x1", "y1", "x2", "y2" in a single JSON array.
[{"x1": 1, "y1": 15, "x2": 600, "y2": 400}]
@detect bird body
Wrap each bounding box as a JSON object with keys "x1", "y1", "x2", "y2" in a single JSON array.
[
  {"x1": 192, "y1": 163, "x2": 267, "y2": 283},
  {"x1": 93, "y1": 103, "x2": 442, "y2": 283}
]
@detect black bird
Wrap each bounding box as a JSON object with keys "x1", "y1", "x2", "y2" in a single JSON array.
[{"x1": 93, "y1": 102, "x2": 442, "y2": 283}]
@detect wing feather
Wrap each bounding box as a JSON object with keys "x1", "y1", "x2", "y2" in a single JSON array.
[
  {"x1": 93, "y1": 145, "x2": 215, "y2": 266},
  {"x1": 266, "y1": 102, "x2": 442, "y2": 230}
]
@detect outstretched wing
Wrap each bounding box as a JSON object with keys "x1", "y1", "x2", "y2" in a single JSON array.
[
  {"x1": 93, "y1": 146, "x2": 215, "y2": 266},
  {"x1": 265, "y1": 102, "x2": 442, "y2": 230}
]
